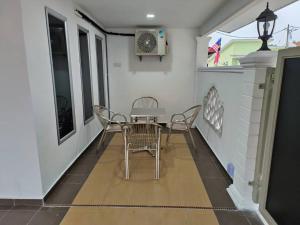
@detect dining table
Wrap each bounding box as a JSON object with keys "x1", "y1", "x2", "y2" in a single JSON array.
[{"x1": 130, "y1": 107, "x2": 166, "y2": 123}]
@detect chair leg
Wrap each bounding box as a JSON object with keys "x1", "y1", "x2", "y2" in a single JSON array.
[
  {"x1": 166, "y1": 127, "x2": 172, "y2": 147},
  {"x1": 155, "y1": 145, "x2": 160, "y2": 179},
  {"x1": 188, "y1": 128, "x2": 196, "y2": 148},
  {"x1": 96, "y1": 130, "x2": 107, "y2": 154},
  {"x1": 125, "y1": 147, "x2": 129, "y2": 180}
]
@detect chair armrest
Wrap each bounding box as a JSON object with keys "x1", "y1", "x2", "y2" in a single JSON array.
[
  {"x1": 182, "y1": 105, "x2": 202, "y2": 115},
  {"x1": 152, "y1": 123, "x2": 163, "y2": 129},
  {"x1": 111, "y1": 113, "x2": 128, "y2": 124},
  {"x1": 170, "y1": 113, "x2": 187, "y2": 123}
]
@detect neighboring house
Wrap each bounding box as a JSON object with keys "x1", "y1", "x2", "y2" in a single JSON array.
[
  {"x1": 208, "y1": 39, "x2": 261, "y2": 67},
  {"x1": 293, "y1": 41, "x2": 300, "y2": 46},
  {"x1": 208, "y1": 39, "x2": 285, "y2": 67}
]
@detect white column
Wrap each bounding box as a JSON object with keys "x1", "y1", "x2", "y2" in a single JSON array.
[
  {"x1": 227, "y1": 51, "x2": 277, "y2": 210},
  {"x1": 195, "y1": 36, "x2": 211, "y2": 68},
  {"x1": 193, "y1": 36, "x2": 211, "y2": 109},
  {"x1": 0, "y1": 0, "x2": 43, "y2": 199}
]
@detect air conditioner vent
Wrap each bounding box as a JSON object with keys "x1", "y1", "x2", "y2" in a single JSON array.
[
  {"x1": 135, "y1": 28, "x2": 167, "y2": 61},
  {"x1": 137, "y1": 32, "x2": 157, "y2": 53}
]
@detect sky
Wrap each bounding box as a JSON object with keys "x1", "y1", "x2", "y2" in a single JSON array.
[{"x1": 209, "y1": 0, "x2": 300, "y2": 48}]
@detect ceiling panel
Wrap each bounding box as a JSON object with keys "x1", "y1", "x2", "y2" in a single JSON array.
[
  {"x1": 74, "y1": 0, "x2": 231, "y2": 28},
  {"x1": 74, "y1": 0, "x2": 295, "y2": 33}
]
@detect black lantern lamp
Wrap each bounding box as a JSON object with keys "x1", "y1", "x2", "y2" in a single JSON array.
[{"x1": 256, "y1": 2, "x2": 277, "y2": 51}]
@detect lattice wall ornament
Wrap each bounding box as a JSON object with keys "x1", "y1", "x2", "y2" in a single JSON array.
[{"x1": 203, "y1": 86, "x2": 224, "y2": 136}]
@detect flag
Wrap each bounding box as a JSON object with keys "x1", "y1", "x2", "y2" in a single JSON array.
[
  {"x1": 208, "y1": 47, "x2": 215, "y2": 56},
  {"x1": 208, "y1": 38, "x2": 222, "y2": 64}
]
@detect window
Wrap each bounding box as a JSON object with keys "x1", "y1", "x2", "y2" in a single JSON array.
[
  {"x1": 95, "y1": 36, "x2": 106, "y2": 107},
  {"x1": 46, "y1": 8, "x2": 76, "y2": 144},
  {"x1": 78, "y1": 27, "x2": 94, "y2": 124}
]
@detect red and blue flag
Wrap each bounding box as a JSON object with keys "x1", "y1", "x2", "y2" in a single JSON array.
[{"x1": 208, "y1": 38, "x2": 222, "y2": 65}]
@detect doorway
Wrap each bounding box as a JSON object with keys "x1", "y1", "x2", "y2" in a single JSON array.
[{"x1": 258, "y1": 48, "x2": 300, "y2": 225}]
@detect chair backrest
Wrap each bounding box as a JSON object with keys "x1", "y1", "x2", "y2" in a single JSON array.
[
  {"x1": 94, "y1": 105, "x2": 128, "y2": 129},
  {"x1": 183, "y1": 105, "x2": 202, "y2": 128},
  {"x1": 122, "y1": 123, "x2": 161, "y2": 148},
  {"x1": 93, "y1": 105, "x2": 110, "y2": 128},
  {"x1": 132, "y1": 97, "x2": 158, "y2": 109}
]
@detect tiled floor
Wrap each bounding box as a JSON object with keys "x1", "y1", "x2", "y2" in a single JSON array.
[{"x1": 0, "y1": 129, "x2": 264, "y2": 225}]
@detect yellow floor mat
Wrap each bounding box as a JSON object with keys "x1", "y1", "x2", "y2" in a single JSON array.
[
  {"x1": 60, "y1": 133, "x2": 219, "y2": 225},
  {"x1": 60, "y1": 207, "x2": 219, "y2": 225},
  {"x1": 72, "y1": 134, "x2": 212, "y2": 207}
]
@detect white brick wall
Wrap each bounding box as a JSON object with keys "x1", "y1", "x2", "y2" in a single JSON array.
[{"x1": 195, "y1": 66, "x2": 269, "y2": 210}]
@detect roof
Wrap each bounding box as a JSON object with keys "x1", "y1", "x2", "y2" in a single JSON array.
[
  {"x1": 207, "y1": 38, "x2": 261, "y2": 63},
  {"x1": 219, "y1": 39, "x2": 260, "y2": 53}
]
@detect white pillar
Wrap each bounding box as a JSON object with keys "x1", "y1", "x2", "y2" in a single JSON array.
[
  {"x1": 193, "y1": 36, "x2": 211, "y2": 108},
  {"x1": 227, "y1": 51, "x2": 277, "y2": 210},
  {"x1": 0, "y1": 0, "x2": 43, "y2": 199},
  {"x1": 195, "y1": 36, "x2": 211, "y2": 68}
]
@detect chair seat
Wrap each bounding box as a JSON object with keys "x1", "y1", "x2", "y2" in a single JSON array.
[
  {"x1": 167, "y1": 122, "x2": 188, "y2": 131},
  {"x1": 123, "y1": 123, "x2": 161, "y2": 179},
  {"x1": 166, "y1": 105, "x2": 201, "y2": 148},
  {"x1": 127, "y1": 133, "x2": 159, "y2": 150},
  {"x1": 106, "y1": 124, "x2": 122, "y2": 132}
]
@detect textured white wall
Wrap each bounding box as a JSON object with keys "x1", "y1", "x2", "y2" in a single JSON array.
[
  {"x1": 0, "y1": 0, "x2": 43, "y2": 199},
  {"x1": 195, "y1": 66, "x2": 268, "y2": 210},
  {"x1": 20, "y1": 0, "x2": 107, "y2": 196},
  {"x1": 227, "y1": 67, "x2": 268, "y2": 210},
  {"x1": 195, "y1": 67, "x2": 245, "y2": 173},
  {"x1": 107, "y1": 29, "x2": 198, "y2": 122}
]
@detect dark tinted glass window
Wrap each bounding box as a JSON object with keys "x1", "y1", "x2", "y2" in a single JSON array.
[
  {"x1": 266, "y1": 58, "x2": 300, "y2": 225},
  {"x1": 78, "y1": 28, "x2": 93, "y2": 123},
  {"x1": 47, "y1": 10, "x2": 75, "y2": 143},
  {"x1": 95, "y1": 36, "x2": 106, "y2": 106}
]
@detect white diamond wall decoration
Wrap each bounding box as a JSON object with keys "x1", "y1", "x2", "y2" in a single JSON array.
[{"x1": 203, "y1": 86, "x2": 224, "y2": 136}]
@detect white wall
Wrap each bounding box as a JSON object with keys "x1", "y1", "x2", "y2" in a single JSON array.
[
  {"x1": 107, "y1": 29, "x2": 198, "y2": 122},
  {"x1": 20, "y1": 0, "x2": 107, "y2": 196},
  {"x1": 195, "y1": 66, "x2": 269, "y2": 210},
  {"x1": 0, "y1": 0, "x2": 43, "y2": 199},
  {"x1": 195, "y1": 67, "x2": 245, "y2": 173}
]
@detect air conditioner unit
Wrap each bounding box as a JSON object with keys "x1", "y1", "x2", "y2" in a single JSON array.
[{"x1": 135, "y1": 28, "x2": 167, "y2": 61}]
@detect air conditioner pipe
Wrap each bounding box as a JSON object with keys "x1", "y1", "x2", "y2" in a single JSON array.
[
  {"x1": 74, "y1": 9, "x2": 135, "y2": 37},
  {"x1": 74, "y1": 9, "x2": 134, "y2": 116}
]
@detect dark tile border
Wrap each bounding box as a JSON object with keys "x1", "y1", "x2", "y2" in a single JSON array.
[
  {"x1": 193, "y1": 128, "x2": 233, "y2": 183},
  {"x1": 27, "y1": 207, "x2": 68, "y2": 225},
  {"x1": 0, "y1": 199, "x2": 43, "y2": 207},
  {"x1": 0, "y1": 199, "x2": 14, "y2": 207},
  {"x1": 185, "y1": 128, "x2": 236, "y2": 209},
  {"x1": 14, "y1": 200, "x2": 44, "y2": 207}
]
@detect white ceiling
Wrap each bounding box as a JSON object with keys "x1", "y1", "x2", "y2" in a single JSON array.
[
  {"x1": 219, "y1": 0, "x2": 298, "y2": 33},
  {"x1": 74, "y1": 0, "x2": 296, "y2": 34},
  {"x1": 74, "y1": 0, "x2": 253, "y2": 29}
]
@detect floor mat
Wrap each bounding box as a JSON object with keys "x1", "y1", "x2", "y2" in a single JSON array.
[
  {"x1": 71, "y1": 134, "x2": 213, "y2": 207},
  {"x1": 60, "y1": 207, "x2": 219, "y2": 225}
]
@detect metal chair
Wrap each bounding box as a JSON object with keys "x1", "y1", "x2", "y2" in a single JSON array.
[
  {"x1": 166, "y1": 105, "x2": 202, "y2": 148},
  {"x1": 93, "y1": 105, "x2": 127, "y2": 153},
  {"x1": 132, "y1": 96, "x2": 158, "y2": 109},
  {"x1": 122, "y1": 123, "x2": 162, "y2": 180},
  {"x1": 131, "y1": 97, "x2": 159, "y2": 122}
]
